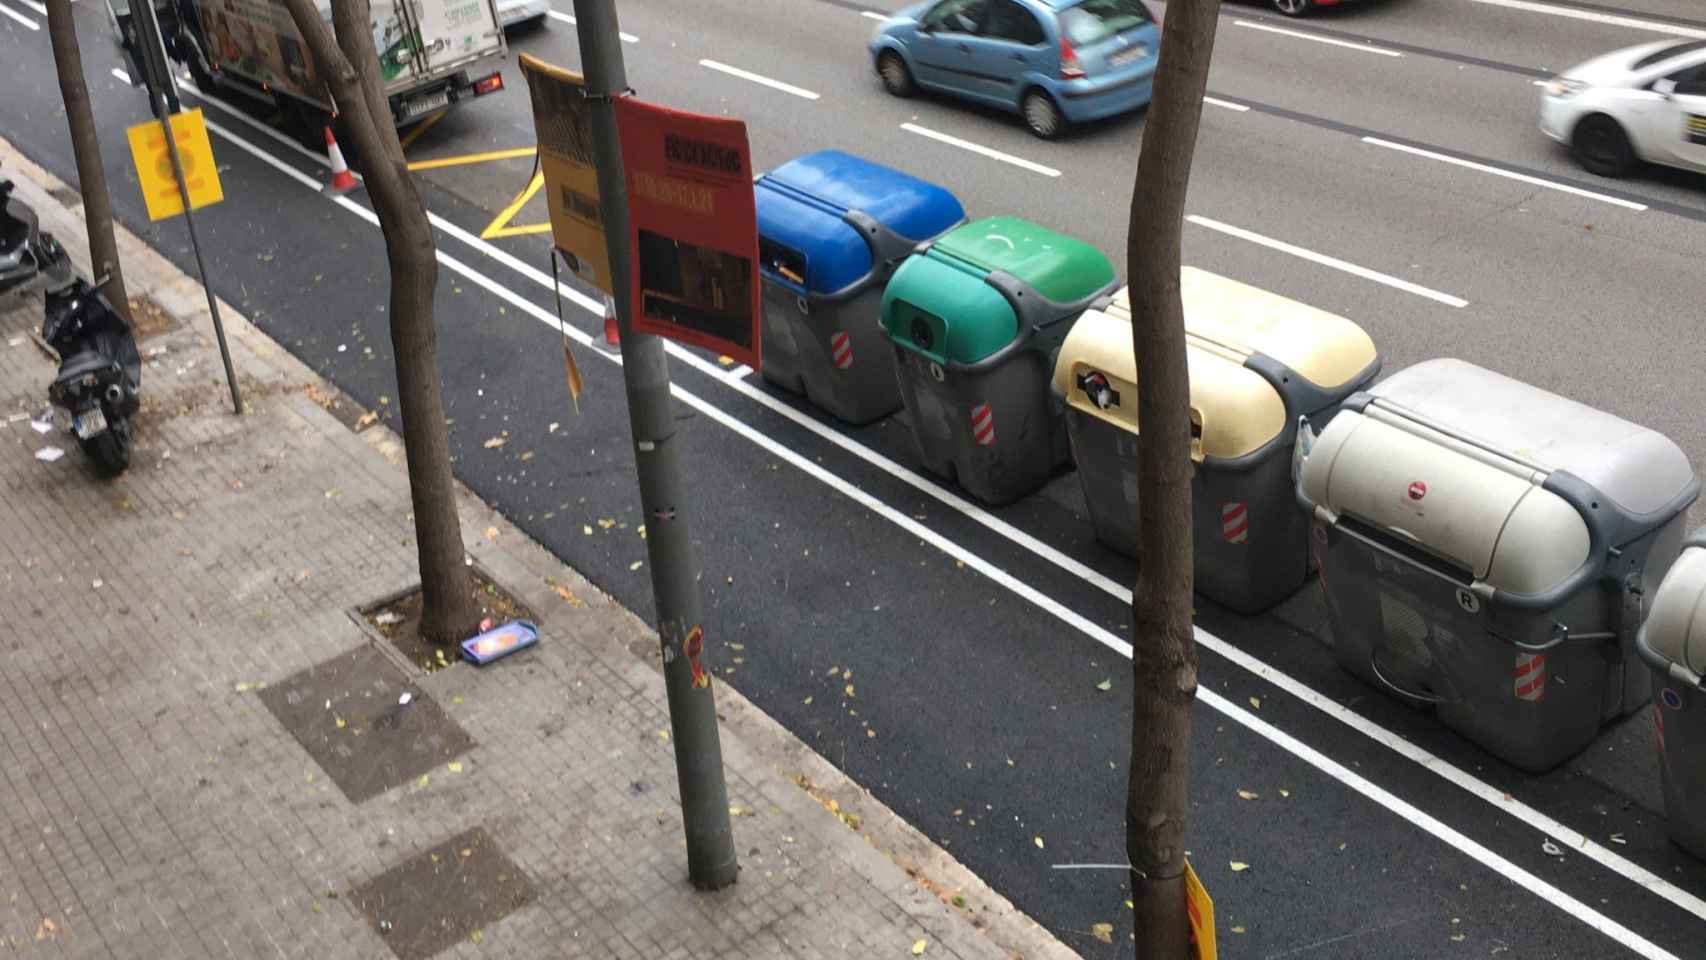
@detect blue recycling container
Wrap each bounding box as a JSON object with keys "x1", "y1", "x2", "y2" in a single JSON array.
[{"x1": 756, "y1": 151, "x2": 966, "y2": 424}]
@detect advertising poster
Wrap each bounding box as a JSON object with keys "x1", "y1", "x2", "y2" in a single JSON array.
[
  {"x1": 518, "y1": 54, "x2": 612, "y2": 294},
  {"x1": 613, "y1": 96, "x2": 761, "y2": 368}
]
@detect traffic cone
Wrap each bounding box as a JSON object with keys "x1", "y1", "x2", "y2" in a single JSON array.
[
  {"x1": 602, "y1": 297, "x2": 620, "y2": 346},
  {"x1": 323, "y1": 127, "x2": 358, "y2": 194}
]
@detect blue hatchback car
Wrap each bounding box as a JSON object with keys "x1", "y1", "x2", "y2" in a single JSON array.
[{"x1": 870, "y1": 0, "x2": 1160, "y2": 139}]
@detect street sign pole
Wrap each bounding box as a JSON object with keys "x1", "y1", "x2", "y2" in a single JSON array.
[
  {"x1": 132, "y1": 4, "x2": 242, "y2": 416},
  {"x1": 572, "y1": 0, "x2": 738, "y2": 891}
]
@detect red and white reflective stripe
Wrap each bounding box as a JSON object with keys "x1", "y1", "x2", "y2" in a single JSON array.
[
  {"x1": 1655, "y1": 701, "x2": 1667, "y2": 755},
  {"x1": 1514, "y1": 652, "x2": 1547, "y2": 701},
  {"x1": 1222, "y1": 502, "x2": 1249, "y2": 544},
  {"x1": 970, "y1": 403, "x2": 995, "y2": 446},
  {"x1": 830, "y1": 331, "x2": 853, "y2": 370}
]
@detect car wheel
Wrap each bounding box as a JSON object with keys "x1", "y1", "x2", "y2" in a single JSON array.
[
  {"x1": 1273, "y1": 0, "x2": 1312, "y2": 15},
  {"x1": 877, "y1": 52, "x2": 915, "y2": 97},
  {"x1": 1571, "y1": 114, "x2": 1636, "y2": 177},
  {"x1": 1022, "y1": 90, "x2": 1064, "y2": 140}
]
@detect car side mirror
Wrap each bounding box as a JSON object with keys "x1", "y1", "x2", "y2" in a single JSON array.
[{"x1": 1654, "y1": 78, "x2": 1677, "y2": 98}]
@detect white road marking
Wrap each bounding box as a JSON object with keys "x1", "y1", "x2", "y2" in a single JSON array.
[
  {"x1": 546, "y1": 10, "x2": 637, "y2": 42},
  {"x1": 699, "y1": 59, "x2": 821, "y2": 100},
  {"x1": 861, "y1": 10, "x2": 888, "y2": 21},
  {"x1": 899, "y1": 123, "x2": 1061, "y2": 177},
  {"x1": 1186, "y1": 214, "x2": 1470, "y2": 307},
  {"x1": 1234, "y1": 19, "x2": 1402, "y2": 56},
  {"x1": 0, "y1": 2, "x2": 40, "y2": 29},
  {"x1": 1363, "y1": 136, "x2": 1649, "y2": 210},
  {"x1": 13, "y1": 0, "x2": 46, "y2": 15},
  {"x1": 180, "y1": 86, "x2": 1706, "y2": 946},
  {"x1": 726, "y1": 364, "x2": 754, "y2": 380},
  {"x1": 1203, "y1": 96, "x2": 1250, "y2": 112},
  {"x1": 1465, "y1": 0, "x2": 1706, "y2": 39}
]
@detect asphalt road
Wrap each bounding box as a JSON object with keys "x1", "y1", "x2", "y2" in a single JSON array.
[{"x1": 5, "y1": 0, "x2": 1706, "y2": 956}]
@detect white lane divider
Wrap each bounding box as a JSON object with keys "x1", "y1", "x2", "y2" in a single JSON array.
[
  {"x1": 699, "y1": 59, "x2": 821, "y2": 100},
  {"x1": 13, "y1": 0, "x2": 45, "y2": 14},
  {"x1": 546, "y1": 10, "x2": 637, "y2": 42},
  {"x1": 1203, "y1": 96, "x2": 1250, "y2": 112},
  {"x1": 861, "y1": 10, "x2": 888, "y2": 21},
  {"x1": 1187, "y1": 214, "x2": 1470, "y2": 307},
  {"x1": 0, "y1": 1, "x2": 39, "y2": 29},
  {"x1": 1233, "y1": 19, "x2": 1402, "y2": 56},
  {"x1": 1363, "y1": 136, "x2": 1649, "y2": 211},
  {"x1": 1466, "y1": 0, "x2": 1706, "y2": 39},
  {"x1": 168, "y1": 74, "x2": 1706, "y2": 950},
  {"x1": 899, "y1": 122, "x2": 1061, "y2": 177}
]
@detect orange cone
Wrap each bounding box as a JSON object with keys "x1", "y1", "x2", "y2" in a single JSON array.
[
  {"x1": 602, "y1": 297, "x2": 620, "y2": 346},
  {"x1": 323, "y1": 127, "x2": 357, "y2": 194}
]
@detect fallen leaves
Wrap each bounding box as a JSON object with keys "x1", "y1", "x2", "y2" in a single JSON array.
[
  {"x1": 628, "y1": 560, "x2": 644, "y2": 571},
  {"x1": 1033, "y1": 836, "x2": 1045, "y2": 850},
  {"x1": 354, "y1": 411, "x2": 378, "y2": 430},
  {"x1": 35, "y1": 917, "x2": 59, "y2": 941},
  {"x1": 483, "y1": 436, "x2": 506, "y2": 449},
  {"x1": 546, "y1": 578, "x2": 584, "y2": 608},
  {"x1": 483, "y1": 526, "x2": 500, "y2": 541},
  {"x1": 912, "y1": 938, "x2": 928, "y2": 955},
  {"x1": 1090, "y1": 922, "x2": 1114, "y2": 944},
  {"x1": 448, "y1": 761, "x2": 464, "y2": 774},
  {"x1": 1094, "y1": 678, "x2": 1113, "y2": 692},
  {"x1": 1236, "y1": 789, "x2": 1260, "y2": 801},
  {"x1": 1229, "y1": 861, "x2": 1249, "y2": 873},
  {"x1": 375, "y1": 611, "x2": 402, "y2": 626},
  {"x1": 1248, "y1": 696, "x2": 1261, "y2": 710}
]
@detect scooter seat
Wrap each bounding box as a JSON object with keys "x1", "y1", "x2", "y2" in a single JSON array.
[{"x1": 54, "y1": 350, "x2": 114, "y2": 384}]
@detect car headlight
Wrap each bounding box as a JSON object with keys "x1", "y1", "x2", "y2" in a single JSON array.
[{"x1": 1542, "y1": 78, "x2": 1587, "y2": 99}]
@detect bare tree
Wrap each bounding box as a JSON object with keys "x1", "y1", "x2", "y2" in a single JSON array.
[
  {"x1": 46, "y1": 0, "x2": 131, "y2": 322},
  {"x1": 1125, "y1": 0, "x2": 1221, "y2": 955},
  {"x1": 279, "y1": 0, "x2": 480, "y2": 645}
]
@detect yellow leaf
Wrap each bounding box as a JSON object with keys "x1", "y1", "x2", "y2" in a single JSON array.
[
  {"x1": 418, "y1": 774, "x2": 429, "y2": 787},
  {"x1": 1232, "y1": 925, "x2": 1247, "y2": 934},
  {"x1": 582, "y1": 525, "x2": 593, "y2": 535},
  {"x1": 598, "y1": 518, "x2": 617, "y2": 530},
  {"x1": 866, "y1": 728, "x2": 876, "y2": 738},
  {"x1": 1229, "y1": 861, "x2": 1249, "y2": 872},
  {"x1": 470, "y1": 929, "x2": 483, "y2": 944},
  {"x1": 354, "y1": 411, "x2": 378, "y2": 429},
  {"x1": 448, "y1": 761, "x2": 464, "y2": 773},
  {"x1": 912, "y1": 938, "x2": 928, "y2": 955},
  {"x1": 803, "y1": 696, "x2": 813, "y2": 705},
  {"x1": 1237, "y1": 789, "x2": 1259, "y2": 801},
  {"x1": 658, "y1": 729, "x2": 670, "y2": 742},
  {"x1": 1034, "y1": 836, "x2": 1044, "y2": 849},
  {"x1": 1090, "y1": 923, "x2": 1114, "y2": 944},
  {"x1": 452, "y1": 695, "x2": 464, "y2": 705},
  {"x1": 629, "y1": 560, "x2": 644, "y2": 572},
  {"x1": 483, "y1": 436, "x2": 506, "y2": 449},
  {"x1": 334, "y1": 717, "x2": 346, "y2": 730},
  {"x1": 484, "y1": 526, "x2": 500, "y2": 541},
  {"x1": 844, "y1": 684, "x2": 855, "y2": 697},
  {"x1": 1124, "y1": 899, "x2": 1134, "y2": 910},
  {"x1": 1249, "y1": 696, "x2": 1261, "y2": 710}
]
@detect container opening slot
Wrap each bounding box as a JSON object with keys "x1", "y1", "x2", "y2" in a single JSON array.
[
  {"x1": 760, "y1": 238, "x2": 807, "y2": 287},
  {"x1": 1340, "y1": 515, "x2": 1475, "y2": 587}
]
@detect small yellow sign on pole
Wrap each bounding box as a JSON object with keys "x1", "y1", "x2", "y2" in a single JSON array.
[
  {"x1": 126, "y1": 109, "x2": 223, "y2": 222},
  {"x1": 1184, "y1": 859, "x2": 1216, "y2": 960}
]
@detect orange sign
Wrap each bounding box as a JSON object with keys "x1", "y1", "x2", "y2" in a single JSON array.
[
  {"x1": 613, "y1": 97, "x2": 760, "y2": 368},
  {"x1": 125, "y1": 109, "x2": 223, "y2": 222},
  {"x1": 1183, "y1": 859, "x2": 1216, "y2": 960}
]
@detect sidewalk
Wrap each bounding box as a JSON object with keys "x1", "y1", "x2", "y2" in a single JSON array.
[{"x1": 0, "y1": 140, "x2": 1074, "y2": 960}]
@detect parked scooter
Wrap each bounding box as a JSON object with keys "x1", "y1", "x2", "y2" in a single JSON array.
[{"x1": 2, "y1": 178, "x2": 142, "y2": 476}]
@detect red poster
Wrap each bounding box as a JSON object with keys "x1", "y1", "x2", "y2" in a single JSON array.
[{"x1": 613, "y1": 97, "x2": 761, "y2": 368}]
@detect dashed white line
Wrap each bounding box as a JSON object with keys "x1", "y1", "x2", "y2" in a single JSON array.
[
  {"x1": 726, "y1": 364, "x2": 754, "y2": 380},
  {"x1": 899, "y1": 123, "x2": 1061, "y2": 177},
  {"x1": 1186, "y1": 214, "x2": 1469, "y2": 307},
  {"x1": 173, "y1": 79, "x2": 1706, "y2": 951},
  {"x1": 699, "y1": 59, "x2": 821, "y2": 100},
  {"x1": 1466, "y1": 0, "x2": 1706, "y2": 39},
  {"x1": 1362, "y1": 136, "x2": 1648, "y2": 211},
  {"x1": 13, "y1": 0, "x2": 45, "y2": 15},
  {"x1": 1234, "y1": 19, "x2": 1402, "y2": 56},
  {"x1": 860, "y1": 10, "x2": 888, "y2": 21},
  {"x1": 1203, "y1": 95, "x2": 1250, "y2": 112},
  {"x1": 546, "y1": 10, "x2": 637, "y2": 42},
  {"x1": 0, "y1": 1, "x2": 40, "y2": 29}
]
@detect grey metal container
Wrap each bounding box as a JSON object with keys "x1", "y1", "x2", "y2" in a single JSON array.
[
  {"x1": 1635, "y1": 529, "x2": 1706, "y2": 860},
  {"x1": 1052, "y1": 270, "x2": 1381, "y2": 615},
  {"x1": 1297, "y1": 359, "x2": 1699, "y2": 771}
]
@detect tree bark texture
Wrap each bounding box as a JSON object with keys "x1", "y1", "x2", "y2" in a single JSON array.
[
  {"x1": 46, "y1": 0, "x2": 131, "y2": 324},
  {"x1": 280, "y1": 0, "x2": 479, "y2": 645},
  {"x1": 1125, "y1": 1, "x2": 1220, "y2": 956}
]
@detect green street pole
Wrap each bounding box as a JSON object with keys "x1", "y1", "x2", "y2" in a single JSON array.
[{"x1": 572, "y1": 0, "x2": 738, "y2": 891}]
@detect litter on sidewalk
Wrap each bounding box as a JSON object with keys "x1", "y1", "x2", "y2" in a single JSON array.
[{"x1": 461, "y1": 620, "x2": 538, "y2": 665}]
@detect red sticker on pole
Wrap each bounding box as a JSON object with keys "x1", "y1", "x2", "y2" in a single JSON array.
[{"x1": 613, "y1": 97, "x2": 761, "y2": 369}]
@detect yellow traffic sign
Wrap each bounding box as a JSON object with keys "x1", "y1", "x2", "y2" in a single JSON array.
[
  {"x1": 1184, "y1": 859, "x2": 1216, "y2": 960},
  {"x1": 126, "y1": 109, "x2": 223, "y2": 222}
]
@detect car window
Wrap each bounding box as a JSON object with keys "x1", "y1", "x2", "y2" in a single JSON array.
[
  {"x1": 982, "y1": 0, "x2": 1045, "y2": 46},
  {"x1": 1632, "y1": 40, "x2": 1706, "y2": 71},
  {"x1": 1058, "y1": 0, "x2": 1153, "y2": 46},
  {"x1": 1671, "y1": 63, "x2": 1706, "y2": 97},
  {"x1": 922, "y1": 0, "x2": 990, "y2": 34}
]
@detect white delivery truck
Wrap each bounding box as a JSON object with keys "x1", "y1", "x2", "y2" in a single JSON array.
[{"x1": 108, "y1": 0, "x2": 508, "y2": 126}]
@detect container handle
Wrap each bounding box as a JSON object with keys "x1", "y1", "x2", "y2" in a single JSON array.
[
  {"x1": 1489, "y1": 622, "x2": 1616, "y2": 654},
  {"x1": 1367, "y1": 651, "x2": 1454, "y2": 704},
  {"x1": 1635, "y1": 626, "x2": 1706, "y2": 690}
]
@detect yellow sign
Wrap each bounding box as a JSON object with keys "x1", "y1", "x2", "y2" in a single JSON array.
[
  {"x1": 126, "y1": 109, "x2": 223, "y2": 222},
  {"x1": 518, "y1": 54, "x2": 613, "y2": 294},
  {"x1": 1184, "y1": 859, "x2": 1216, "y2": 960}
]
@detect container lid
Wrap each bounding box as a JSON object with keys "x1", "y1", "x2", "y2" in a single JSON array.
[
  {"x1": 880, "y1": 252, "x2": 1017, "y2": 365},
  {"x1": 1299, "y1": 409, "x2": 1591, "y2": 594},
  {"x1": 930, "y1": 216, "x2": 1115, "y2": 305},
  {"x1": 1053, "y1": 308, "x2": 1286, "y2": 462},
  {"x1": 1646, "y1": 537, "x2": 1706, "y2": 674},
  {"x1": 1368, "y1": 359, "x2": 1695, "y2": 518},
  {"x1": 756, "y1": 151, "x2": 964, "y2": 295}
]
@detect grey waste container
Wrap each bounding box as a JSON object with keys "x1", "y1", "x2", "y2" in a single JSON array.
[
  {"x1": 1297, "y1": 358, "x2": 1700, "y2": 771},
  {"x1": 1636, "y1": 529, "x2": 1706, "y2": 860}
]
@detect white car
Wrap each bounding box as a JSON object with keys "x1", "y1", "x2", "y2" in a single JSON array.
[
  {"x1": 1540, "y1": 39, "x2": 1706, "y2": 177},
  {"x1": 496, "y1": 0, "x2": 549, "y2": 28}
]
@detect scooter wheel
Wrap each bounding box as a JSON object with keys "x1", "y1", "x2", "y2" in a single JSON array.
[{"x1": 80, "y1": 417, "x2": 132, "y2": 477}]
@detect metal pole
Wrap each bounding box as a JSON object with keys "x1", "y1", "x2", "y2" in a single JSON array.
[
  {"x1": 134, "y1": 3, "x2": 242, "y2": 415},
  {"x1": 572, "y1": 0, "x2": 737, "y2": 891}
]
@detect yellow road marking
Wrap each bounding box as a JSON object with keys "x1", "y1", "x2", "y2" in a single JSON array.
[
  {"x1": 407, "y1": 146, "x2": 537, "y2": 172},
  {"x1": 482, "y1": 171, "x2": 547, "y2": 240},
  {"x1": 399, "y1": 112, "x2": 445, "y2": 151}
]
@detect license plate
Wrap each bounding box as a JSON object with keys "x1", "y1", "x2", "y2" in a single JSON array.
[
  {"x1": 405, "y1": 90, "x2": 450, "y2": 118},
  {"x1": 73, "y1": 407, "x2": 106, "y2": 439},
  {"x1": 1109, "y1": 44, "x2": 1148, "y2": 66}
]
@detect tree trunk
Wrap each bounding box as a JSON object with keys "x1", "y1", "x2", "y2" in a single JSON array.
[
  {"x1": 46, "y1": 0, "x2": 131, "y2": 324},
  {"x1": 280, "y1": 0, "x2": 479, "y2": 646},
  {"x1": 1125, "y1": 1, "x2": 1220, "y2": 956}
]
